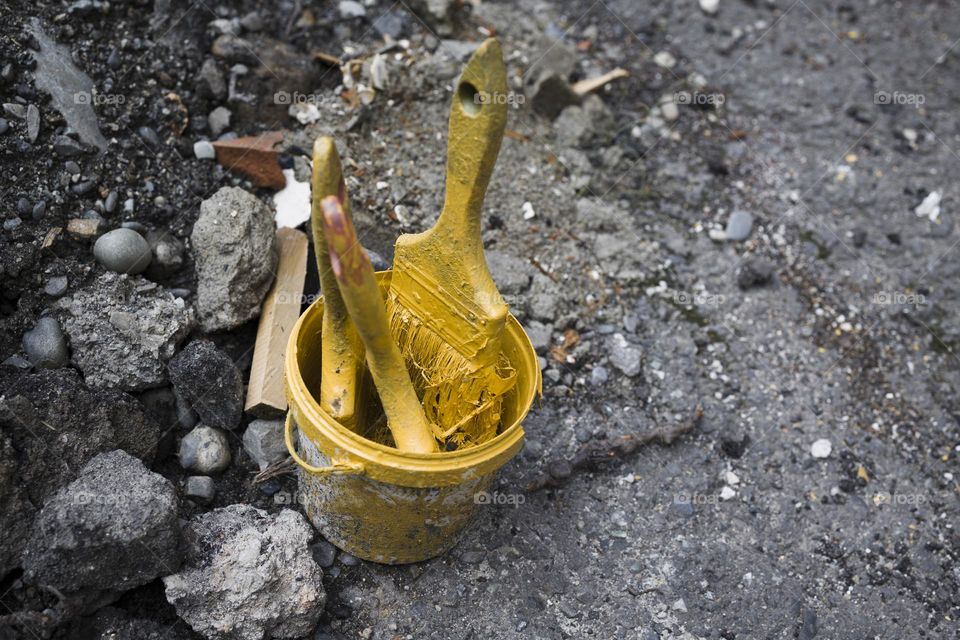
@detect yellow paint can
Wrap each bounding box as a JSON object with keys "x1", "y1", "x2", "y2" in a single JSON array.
[{"x1": 284, "y1": 272, "x2": 541, "y2": 564}]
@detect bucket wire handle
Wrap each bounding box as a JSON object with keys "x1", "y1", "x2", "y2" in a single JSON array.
[{"x1": 284, "y1": 414, "x2": 365, "y2": 477}]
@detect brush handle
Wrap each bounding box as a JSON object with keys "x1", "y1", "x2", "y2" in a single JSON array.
[
  {"x1": 321, "y1": 197, "x2": 439, "y2": 455},
  {"x1": 311, "y1": 137, "x2": 361, "y2": 426},
  {"x1": 435, "y1": 38, "x2": 508, "y2": 245}
]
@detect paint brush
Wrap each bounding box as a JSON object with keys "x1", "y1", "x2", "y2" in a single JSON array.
[
  {"x1": 387, "y1": 38, "x2": 516, "y2": 447},
  {"x1": 319, "y1": 196, "x2": 439, "y2": 454},
  {"x1": 311, "y1": 137, "x2": 363, "y2": 429}
]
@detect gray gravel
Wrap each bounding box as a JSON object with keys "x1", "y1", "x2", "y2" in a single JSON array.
[
  {"x1": 21, "y1": 450, "x2": 182, "y2": 594},
  {"x1": 191, "y1": 186, "x2": 278, "y2": 332},
  {"x1": 21, "y1": 316, "x2": 67, "y2": 368},
  {"x1": 183, "y1": 475, "x2": 216, "y2": 504},
  {"x1": 242, "y1": 419, "x2": 287, "y2": 471},
  {"x1": 179, "y1": 425, "x2": 232, "y2": 474},
  {"x1": 168, "y1": 339, "x2": 244, "y2": 430},
  {"x1": 163, "y1": 505, "x2": 324, "y2": 640},
  {"x1": 93, "y1": 228, "x2": 153, "y2": 274},
  {"x1": 57, "y1": 273, "x2": 193, "y2": 390}
]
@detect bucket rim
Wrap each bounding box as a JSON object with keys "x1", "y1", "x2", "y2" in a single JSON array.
[{"x1": 284, "y1": 271, "x2": 541, "y2": 485}]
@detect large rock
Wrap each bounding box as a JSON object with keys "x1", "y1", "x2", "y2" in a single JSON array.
[
  {"x1": 57, "y1": 273, "x2": 193, "y2": 390},
  {"x1": 163, "y1": 505, "x2": 324, "y2": 640},
  {"x1": 21, "y1": 450, "x2": 182, "y2": 594},
  {"x1": 168, "y1": 340, "x2": 243, "y2": 429},
  {"x1": 0, "y1": 369, "x2": 162, "y2": 576},
  {"x1": 191, "y1": 187, "x2": 277, "y2": 332}
]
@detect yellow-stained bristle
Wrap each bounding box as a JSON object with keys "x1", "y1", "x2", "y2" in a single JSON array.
[{"x1": 387, "y1": 295, "x2": 516, "y2": 447}]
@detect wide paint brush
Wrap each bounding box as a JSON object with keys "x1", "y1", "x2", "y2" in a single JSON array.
[
  {"x1": 311, "y1": 137, "x2": 362, "y2": 429},
  {"x1": 387, "y1": 38, "x2": 516, "y2": 447},
  {"x1": 319, "y1": 196, "x2": 439, "y2": 454}
]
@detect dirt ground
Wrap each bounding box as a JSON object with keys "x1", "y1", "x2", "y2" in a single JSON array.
[{"x1": 1, "y1": 0, "x2": 959, "y2": 638}]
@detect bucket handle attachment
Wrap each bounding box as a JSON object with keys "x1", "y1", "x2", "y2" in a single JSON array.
[{"x1": 285, "y1": 413, "x2": 365, "y2": 477}]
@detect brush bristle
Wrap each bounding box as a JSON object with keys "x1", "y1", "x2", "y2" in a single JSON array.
[{"x1": 388, "y1": 296, "x2": 516, "y2": 447}]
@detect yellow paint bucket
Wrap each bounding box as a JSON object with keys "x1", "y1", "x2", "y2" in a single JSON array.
[{"x1": 284, "y1": 272, "x2": 541, "y2": 564}]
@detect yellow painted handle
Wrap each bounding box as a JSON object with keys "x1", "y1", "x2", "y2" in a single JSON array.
[
  {"x1": 436, "y1": 38, "x2": 508, "y2": 242},
  {"x1": 312, "y1": 137, "x2": 362, "y2": 428},
  {"x1": 320, "y1": 197, "x2": 440, "y2": 454},
  {"x1": 284, "y1": 413, "x2": 365, "y2": 477}
]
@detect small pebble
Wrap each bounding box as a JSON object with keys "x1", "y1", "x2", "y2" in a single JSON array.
[
  {"x1": 71, "y1": 180, "x2": 97, "y2": 196},
  {"x1": 0, "y1": 118, "x2": 8, "y2": 134},
  {"x1": 725, "y1": 209, "x2": 754, "y2": 241},
  {"x1": 93, "y1": 228, "x2": 152, "y2": 274},
  {"x1": 3, "y1": 103, "x2": 26, "y2": 119},
  {"x1": 104, "y1": 190, "x2": 118, "y2": 214},
  {"x1": 243, "y1": 419, "x2": 287, "y2": 471},
  {"x1": 590, "y1": 365, "x2": 609, "y2": 386},
  {"x1": 53, "y1": 135, "x2": 83, "y2": 157},
  {"x1": 106, "y1": 48, "x2": 121, "y2": 70},
  {"x1": 179, "y1": 426, "x2": 232, "y2": 474},
  {"x1": 184, "y1": 476, "x2": 215, "y2": 504},
  {"x1": 17, "y1": 198, "x2": 30, "y2": 215},
  {"x1": 44, "y1": 276, "x2": 68, "y2": 297},
  {"x1": 26, "y1": 104, "x2": 39, "y2": 142},
  {"x1": 4, "y1": 217, "x2": 21, "y2": 231},
  {"x1": 339, "y1": 552, "x2": 360, "y2": 567},
  {"x1": 31, "y1": 201, "x2": 45, "y2": 220},
  {"x1": 699, "y1": 0, "x2": 719, "y2": 14},
  {"x1": 137, "y1": 126, "x2": 160, "y2": 148},
  {"x1": 22, "y1": 317, "x2": 69, "y2": 369},
  {"x1": 194, "y1": 140, "x2": 216, "y2": 160},
  {"x1": 311, "y1": 541, "x2": 337, "y2": 568},
  {"x1": 2, "y1": 355, "x2": 32, "y2": 370},
  {"x1": 810, "y1": 438, "x2": 832, "y2": 459},
  {"x1": 653, "y1": 51, "x2": 676, "y2": 69},
  {"x1": 338, "y1": 0, "x2": 366, "y2": 18},
  {"x1": 208, "y1": 107, "x2": 231, "y2": 137}
]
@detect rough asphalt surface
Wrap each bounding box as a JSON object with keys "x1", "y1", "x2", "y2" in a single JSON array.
[{"x1": 1, "y1": 0, "x2": 959, "y2": 639}]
